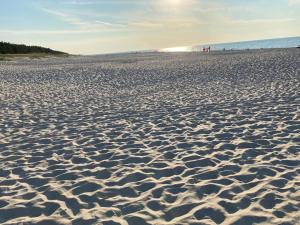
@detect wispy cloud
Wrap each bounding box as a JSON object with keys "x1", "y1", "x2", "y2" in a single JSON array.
[
  {"x1": 228, "y1": 18, "x2": 296, "y2": 24},
  {"x1": 62, "y1": 0, "x2": 148, "y2": 5},
  {"x1": 62, "y1": 0, "x2": 97, "y2": 5},
  {"x1": 39, "y1": 6, "x2": 203, "y2": 32},
  {"x1": 0, "y1": 29, "x2": 103, "y2": 35},
  {"x1": 288, "y1": 0, "x2": 300, "y2": 5},
  {"x1": 41, "y1": 7, "x2": 126, "y2": 30}
]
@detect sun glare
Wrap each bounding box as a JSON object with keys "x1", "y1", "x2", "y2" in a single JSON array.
[
  {"x1": 169, "y1": 0, "x2": 180, "y2": 4},
  {"x1": 160, "y1": 46, "x2": 191, "y2": 52}
]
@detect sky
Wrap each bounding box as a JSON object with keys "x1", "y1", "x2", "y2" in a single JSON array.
[{"x1": 0, "y1": 0, "x2": 299, "y2": 54}]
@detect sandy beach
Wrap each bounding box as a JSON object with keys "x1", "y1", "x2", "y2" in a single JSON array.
[{"x1": 0, "y1": 49, "x2": 299, "y2": 225}]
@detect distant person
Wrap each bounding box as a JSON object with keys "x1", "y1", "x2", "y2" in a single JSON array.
[
  {"x1": 203, "y1": 47, "x2": 209, "y2": 53},
  {"x1": 208, "y1": 46, "x2": 211, "y2": 53}
]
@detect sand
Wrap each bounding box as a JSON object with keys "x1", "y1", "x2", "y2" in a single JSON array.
[{"x1": 0, "y1": 49, "x2": 299, "y2": 225}]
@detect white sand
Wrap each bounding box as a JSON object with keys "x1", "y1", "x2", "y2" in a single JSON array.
[{"x1": 0, "y1": 49, "x2": 299, "y2": 225}]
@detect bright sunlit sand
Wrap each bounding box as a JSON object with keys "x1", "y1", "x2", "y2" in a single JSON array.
[
  {"x1": 160, "y1": 46, "x2": 192, "y2": 52},
  {"x1": 1, "y1": 48, "x2": 299, "y2": 225}
]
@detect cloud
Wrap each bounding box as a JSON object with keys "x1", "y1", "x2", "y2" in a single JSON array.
[
  {"x1": 288, "y1": 0, "x2": 300, "y2": 5},
  {"x1": 40, "y1": 7, "x2": 126, "y2": 30},
  {"x1": 62, "y1": 0, "x2": 147, "y2": 5},
  {"x1": 39, "y1": 6, "x2": 204, "y2": 32},
  {"x1": 228, "y1": 18, "x2": 296, "y2": 24},
  {"x1": 62, "y1": 0, "x2": 97, "y2": 5},
  {"x1": 0, "y1": 29, "x2": 103, "y2": 35}
]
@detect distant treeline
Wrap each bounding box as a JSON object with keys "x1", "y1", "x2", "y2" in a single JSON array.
[{"x1": 0, "y1": 42, "x2": 66, "y2": 54}]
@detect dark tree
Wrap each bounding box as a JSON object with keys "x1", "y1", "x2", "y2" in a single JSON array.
[{"x1": 0, "y1": 42, "x2": 66, "y2": 54}]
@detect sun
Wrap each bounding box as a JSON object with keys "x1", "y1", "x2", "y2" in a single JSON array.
[{"x1": 169, "y1": 0, "x2": 181, "y2": 4}]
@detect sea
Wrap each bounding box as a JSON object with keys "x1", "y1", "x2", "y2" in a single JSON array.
[{"x1": 160, "y1": 36, "x2": 300, "y2": 52}]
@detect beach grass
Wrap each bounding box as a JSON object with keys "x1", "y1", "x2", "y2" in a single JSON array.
[{"x1": 0, "y1": 53, "x2": 69, "y2": 61}]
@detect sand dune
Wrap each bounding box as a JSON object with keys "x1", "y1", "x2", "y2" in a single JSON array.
[{"x1": 0, "y1": 49, "x2": 299, "y2": 225}]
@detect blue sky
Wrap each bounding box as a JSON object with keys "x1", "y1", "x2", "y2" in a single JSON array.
[{"x1": 0, "y1": 0, "x2": 299, "y2": 54}]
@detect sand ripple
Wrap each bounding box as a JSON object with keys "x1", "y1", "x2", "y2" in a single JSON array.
[{"x1": 0, "y1": 49, "x2": 299, "y2": 224}]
